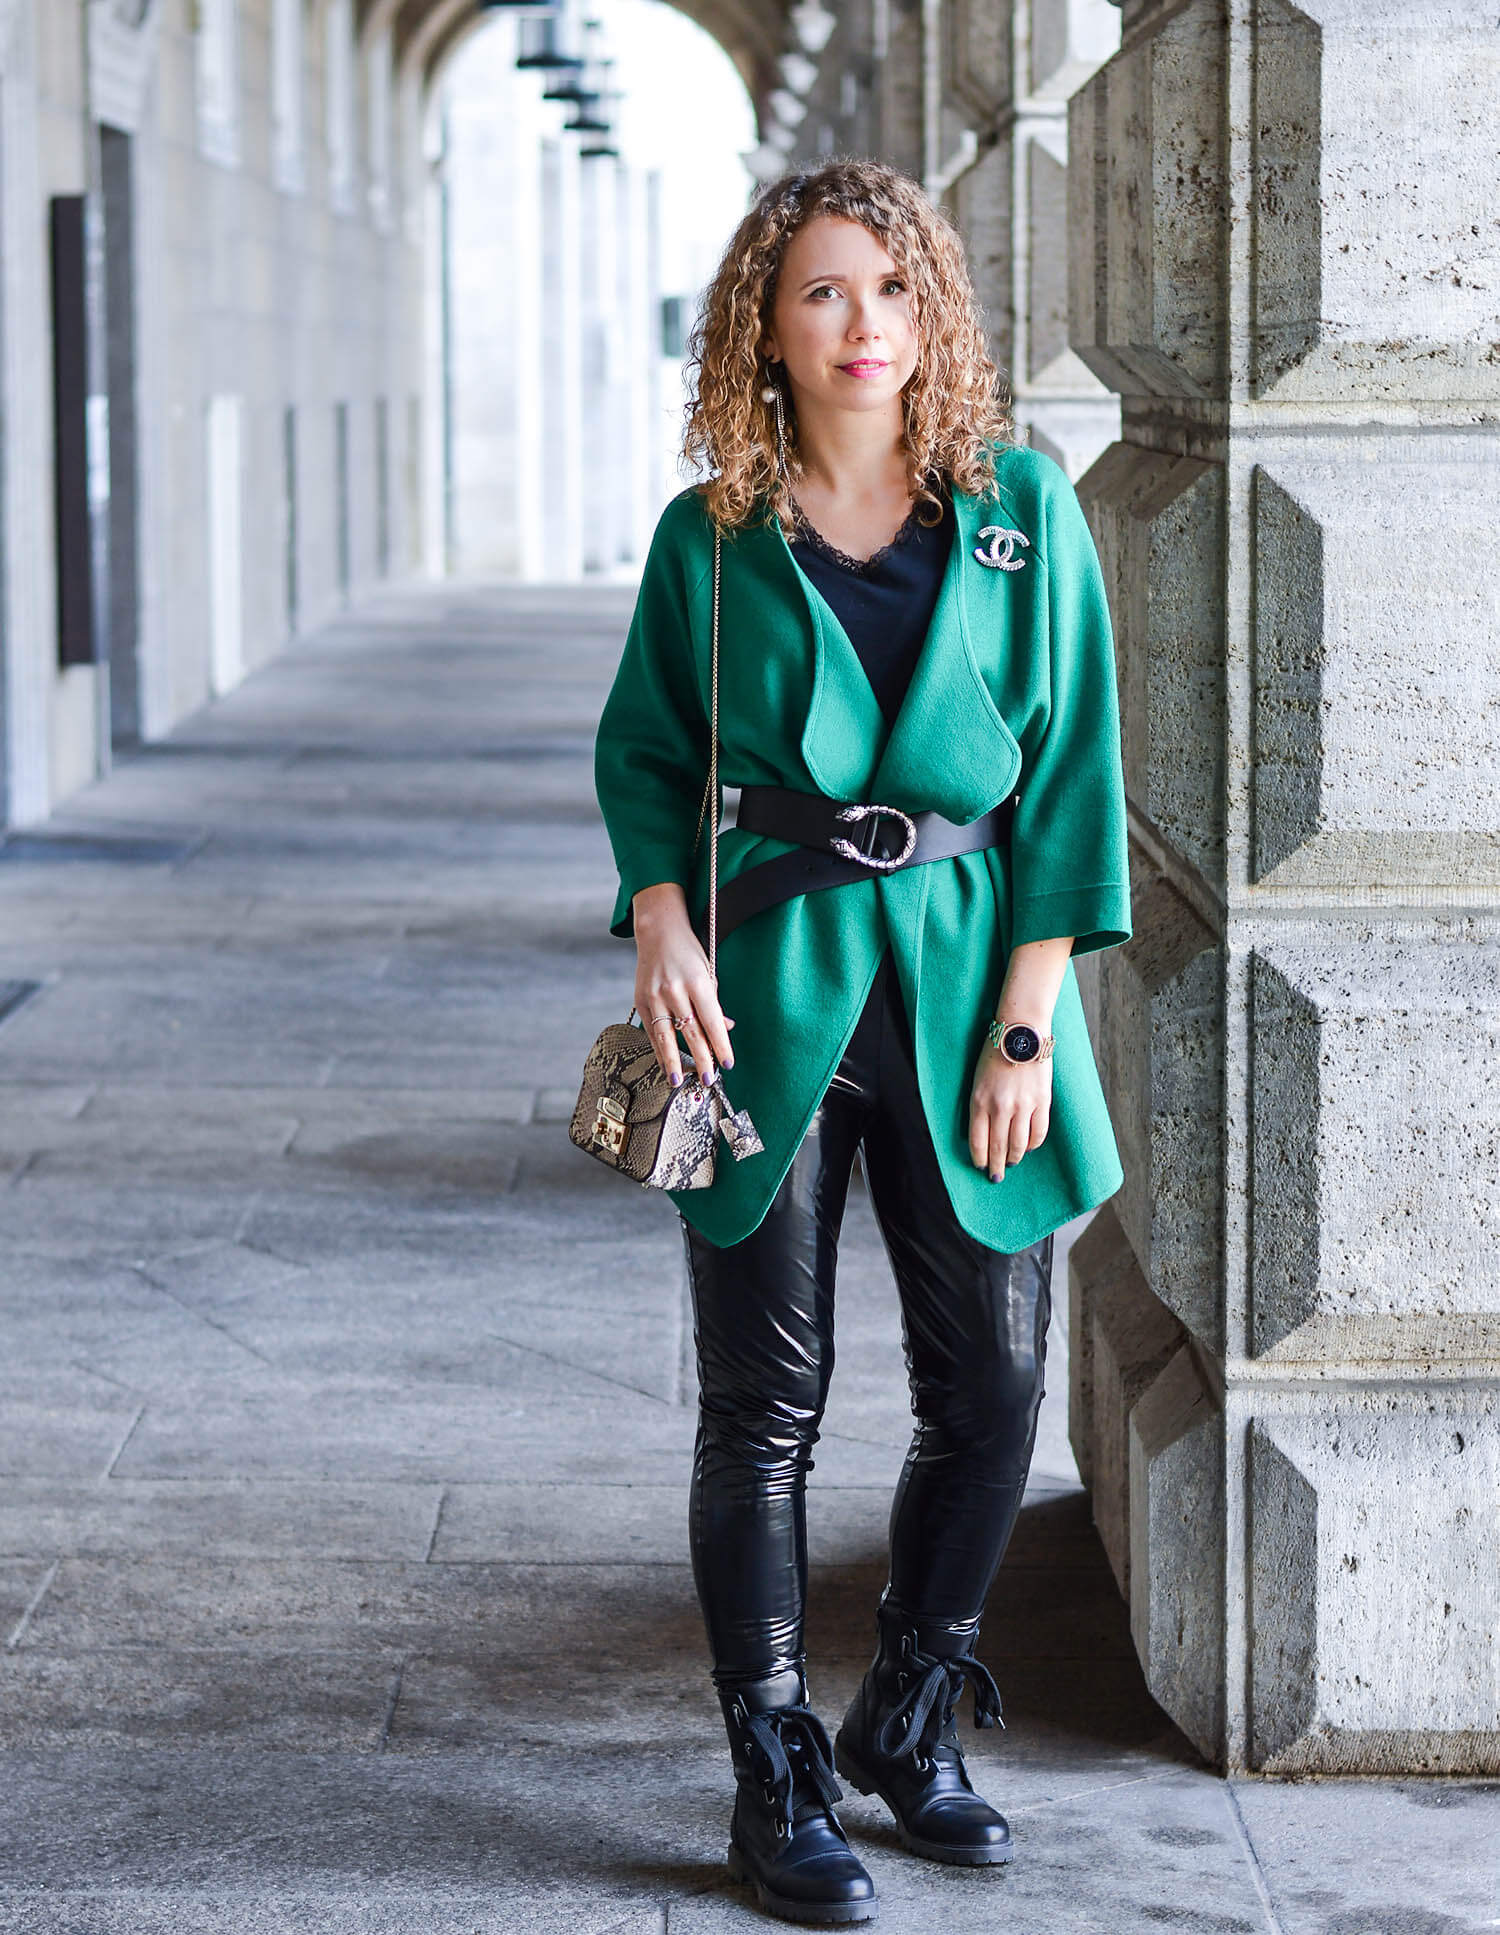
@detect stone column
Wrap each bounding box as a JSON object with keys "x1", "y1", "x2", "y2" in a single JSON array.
[
  {"x1": 1068, "y1": 0, "x2": 1500, "y2": 1773},
  {"x1": 945, "y1": 0, "x2": 1120, "y2": 478},
  {"x1": 538, "y1": 134, "x2": 583, "y2": 581},
  {"x1": 612, "y1": 159, "x2": 652, "y2": 570},
  {"x1": 788, "y1": 0, "x2": 1120, "y2": 481},
  {"x1": 445, "y1": 19, "x2": 546, "y2": 578},
  {"x1": 0, "y1": 0, "x2": 54, "y2": 823},
  {"x1": 577, "y1": 150, "x2": 618, "y2": 575}
]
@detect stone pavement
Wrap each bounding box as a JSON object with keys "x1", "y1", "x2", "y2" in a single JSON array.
[{"x1": 0, "y1": 583, "x2": 1494, "y2": 1935}]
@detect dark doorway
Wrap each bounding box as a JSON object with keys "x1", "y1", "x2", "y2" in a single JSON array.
[
  {"x1": 49, "y1": 193, "x2": 108, "y2": 673},
  {"x1": 100, "y1": 125, "x2": 140, "y2": 747}
]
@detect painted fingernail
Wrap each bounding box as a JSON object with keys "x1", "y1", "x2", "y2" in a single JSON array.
[
  {"x1": 670, "y1": 1072, "x2": 683, "y2": 1087},
  {"x1": 723, "y1": 1054, "x2": 735, "y2": 1069},
  {"x1": 990, "y1": 1170, "x2": 1002, "y2": 1184}
]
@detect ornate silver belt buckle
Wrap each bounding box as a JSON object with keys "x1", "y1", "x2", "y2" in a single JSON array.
[{"x1": 831, "y1": 803, "x2": 918, "y2": 872}]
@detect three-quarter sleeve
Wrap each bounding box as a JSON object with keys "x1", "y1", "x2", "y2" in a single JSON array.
[
  {"x1": 594, "y1": 498, "x2": 714, "y2": 939},
  {"x1": 1007, "y1": 470, "x2": 1133, "y2": 958}
]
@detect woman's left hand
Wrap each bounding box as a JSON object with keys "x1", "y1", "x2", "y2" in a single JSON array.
[{"x1": 968, "y1": 1041, "x2": 1053, "y2": 1183}]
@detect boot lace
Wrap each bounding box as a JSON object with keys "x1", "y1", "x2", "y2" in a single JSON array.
[
  {"x1": 740, "y1": 1704, "x2": 845, "y2": 1837},
  {"x1": 873, "y1": 1649, "x2": 1006, "y2": 1761}
]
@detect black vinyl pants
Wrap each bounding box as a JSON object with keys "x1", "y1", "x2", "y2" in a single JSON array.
[{"x1": 679, "y1": 943, "x2": 1055, "y2": 1692}]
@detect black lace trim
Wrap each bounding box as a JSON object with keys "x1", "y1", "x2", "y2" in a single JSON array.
[{"x1": 789, "y1": 496, "x2": 931, "y2": 575}]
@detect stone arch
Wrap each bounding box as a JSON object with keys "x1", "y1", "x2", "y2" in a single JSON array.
[{"x1": 363, "y1": 0, "x2": 782, "y2": 110}]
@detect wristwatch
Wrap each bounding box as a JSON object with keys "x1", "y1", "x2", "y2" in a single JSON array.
[{"x1": 988, "y1": 1018, "x2": 1055, "y2": 1065}]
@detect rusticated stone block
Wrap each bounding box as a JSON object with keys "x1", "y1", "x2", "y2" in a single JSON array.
[
  {"x1": 1025, "y1": 135, "x2": 1072, "y2": 385},
  {"x1": 1250, "y1": 444, "x2": 1500, "y2": 887},
  {"x1": 1145, "y1": 942, "x2": 1223, "y2": 1352},
  {"x1": 1076, "y1": 0, "x2": 1500, "y2": 403},
  {"x1": 952, "y1": 107, "x2": 1117, "y2": 481},
  {"x1": 1078, "y1": 442, "x2": 1225, "y2": 887},
  {"x1": 1128, "y1": 1344, "x2": 1223, "y2": 1762},
  {"x1": 1248, "y1": 936, "x2": 1500, "y2": 1363},
  {"x1": 948, "y1": 0, "x2": 1012, "y2": 121},
  {"x1": 1067, "y1": 1204, "x2": 1103, "y2": 1491},
  {"x1": 1249, "y1": 1405, "x2": 1500, "y2": 1772},
  {"x1": 1092, "y1": 939, "x2": 1146, "y2": 1272},
  {"x1": 1248, "y1": 0, "x2": 1322, "y2": 392},
  {"x1": 1019, "y1": 129, "x2": 1118, "y2": 461},
  {"x1": 1067, "y1": 0, "x2": 1228, "y2": 398},
  {"x1": 1070, "y1": 1203, "x2": 1186, "y2": 1596},
  {"x1": 1096, "y1": 847, "x2": 1222, "y2": 1354},
  {"x1": 953, "y1": 136, "x2": 1016, "y2": 375},
  {"x1": 1250, "y1": 0, "x2": 1500, "y2": 402}
]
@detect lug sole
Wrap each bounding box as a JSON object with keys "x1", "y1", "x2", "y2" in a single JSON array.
[
  {"x1": 726, "y1": 1841, "x2": 879, "y2": 1924},
  {"x1": 833, "y1": 1740, "x2": 1014, "y2": 1868}
]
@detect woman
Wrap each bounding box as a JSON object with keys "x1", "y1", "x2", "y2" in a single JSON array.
[{"x1": 594, "y1": 159, "x2": 1131, "y2": 1925}]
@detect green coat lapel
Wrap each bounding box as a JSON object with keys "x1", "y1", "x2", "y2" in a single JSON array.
[
  {"x1": 762, "y1": 524, "x2": 887, "y2": 801},
  {"x1": 765, "y1": 485, "x2": 1024, "y2": 822},
  {"x1": 871, "y1": 487, "x2": 1024, "y2": 819}
]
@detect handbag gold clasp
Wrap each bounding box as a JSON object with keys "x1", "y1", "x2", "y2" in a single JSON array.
[{"x1": 592, "y1": 1094, "x2": 627, "y2": 1153}]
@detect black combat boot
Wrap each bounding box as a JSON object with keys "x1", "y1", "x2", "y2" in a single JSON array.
[
  {"x1": 719, "y1": 1669, "x2": 879, "y2": 1924},
  {"x1": 832, "y1": 1601, "x2": 1013, "y2": 1866}
]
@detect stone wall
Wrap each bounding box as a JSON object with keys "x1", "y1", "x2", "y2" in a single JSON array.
[
  {"x1": 947, "y1": 0, "x2": 1121, "y2": 478},
  {"x1": 0, "y1": 0, "x2": 422, "y2": 825},
  {"x1": 1068, "y1": 0, "x2": 1500, "y2": 1773}
]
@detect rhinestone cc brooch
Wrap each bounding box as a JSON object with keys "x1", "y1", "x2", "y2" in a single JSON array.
[{"x1": 973, "y1": 525, "x2": 1030, "y2": 571}]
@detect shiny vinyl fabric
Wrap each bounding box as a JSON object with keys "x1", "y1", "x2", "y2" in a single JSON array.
[{"x1": 680, "y1": 944, "x2": 1055, "y2": 1690}]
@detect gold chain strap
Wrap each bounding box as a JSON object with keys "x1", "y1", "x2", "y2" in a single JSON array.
[
  {"x1": 690, "y1": 526, "x2": 721, "y2": 981},
  {"x1": 629, "y1": 528, "x2": 719, "y2": 1033}
]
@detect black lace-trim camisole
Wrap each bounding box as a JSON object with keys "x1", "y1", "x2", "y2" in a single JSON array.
[{"x1": 788, "y1": 487, "x2": 956, "y2": 728}]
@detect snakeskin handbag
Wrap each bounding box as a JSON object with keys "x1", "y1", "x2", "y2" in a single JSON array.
[{"x1": 570, "y1": 527, "x2": 764, "y2": 1190}]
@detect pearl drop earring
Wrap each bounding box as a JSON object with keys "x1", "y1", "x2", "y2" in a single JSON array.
[{"x1": 761, "y1": 376, "x2": 787, "y2": 477}]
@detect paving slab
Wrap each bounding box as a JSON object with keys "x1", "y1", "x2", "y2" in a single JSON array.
[
  {"x1": 0, "y1": 1177, "x2": 260, "y2": 1254},
  {"x1": 0, "y1": 581, "x2": 1493, "y2": 1933},
  {"x1": 0, "y1": 1379, "x2": 145, "y2": 1480},
  {"x1": 0, "y1": 1478, "x2": 442, "y2": 1560},
  {"x1": 110, "y1": 1381, "x2": 701, "y2": 1484},
  {"x1": 0, "y1": 1648, "x2": 403, "y2": 1750},
  {"x1": 1231, "y1": 1779, "x2": 1500, "y2": 1935}
]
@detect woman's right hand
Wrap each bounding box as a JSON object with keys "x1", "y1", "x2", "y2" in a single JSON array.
[{"x1": 631, "y1": 882, "x2": 735, "y2": 1087}]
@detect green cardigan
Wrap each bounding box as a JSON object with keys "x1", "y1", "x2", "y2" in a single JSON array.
[{"x1": 593, "y1": 443, "x2": 1132, "y2": 1252}]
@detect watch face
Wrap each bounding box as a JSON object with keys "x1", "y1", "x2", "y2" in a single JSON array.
[{"x1": 1002, "y1": 1024, "x2": 1040, "y2": 1063}]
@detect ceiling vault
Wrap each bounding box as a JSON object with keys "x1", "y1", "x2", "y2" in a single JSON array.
[{"x1": 356, "y1": 0, "x2": 786, "y2": 106}]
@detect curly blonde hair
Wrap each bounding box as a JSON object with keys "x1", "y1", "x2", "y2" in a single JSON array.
[{"x1": 682, "y1": 157, "x2": 1013, "y2": 535}]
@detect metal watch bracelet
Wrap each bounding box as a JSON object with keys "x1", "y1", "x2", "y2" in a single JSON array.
[{"x1": 988, "y1": 1018, "x2": 1055, "y2": 1063}]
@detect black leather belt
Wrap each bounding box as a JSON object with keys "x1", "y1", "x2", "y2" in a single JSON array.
[{"x1": 701, "y1": 783, "x2": 1017, "y2": 944}]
